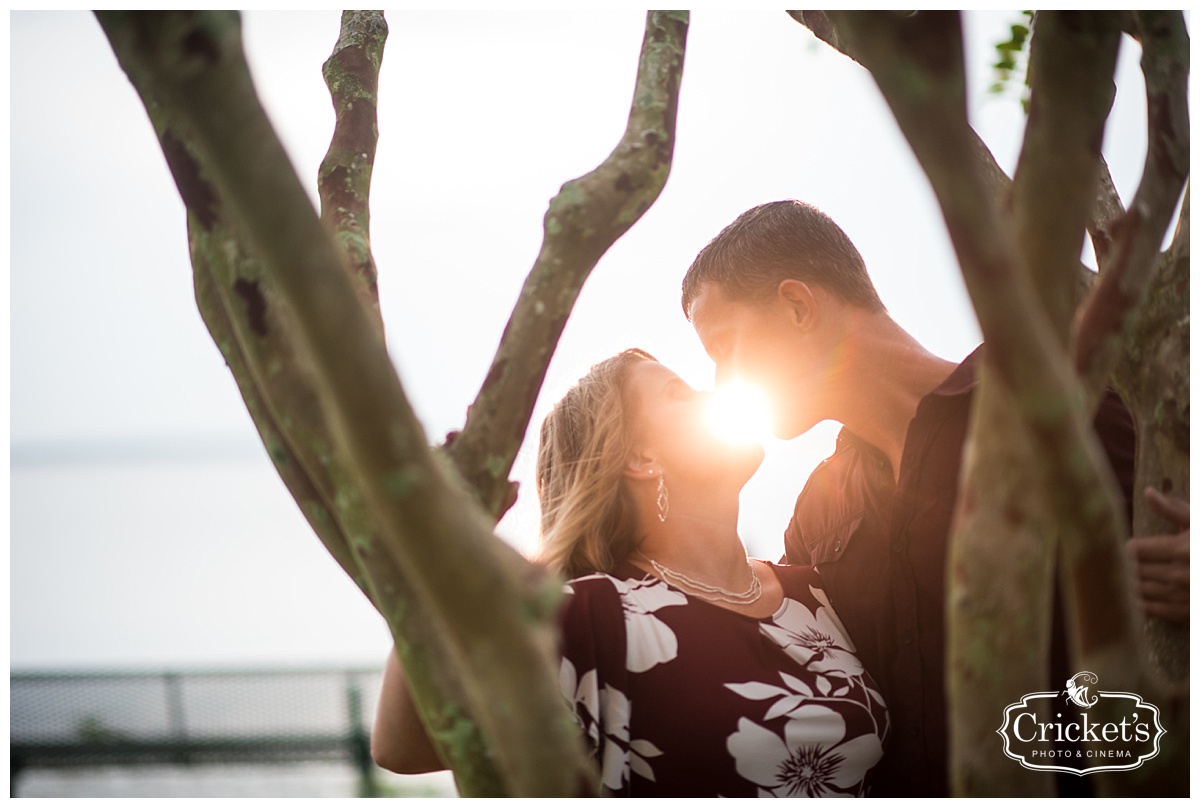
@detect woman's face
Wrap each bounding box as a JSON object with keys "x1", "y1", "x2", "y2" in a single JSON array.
[{"x1": 624, "y1": 360, "x2": 765, "y2": 489}]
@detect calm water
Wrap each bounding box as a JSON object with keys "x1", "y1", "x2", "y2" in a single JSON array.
[
  {"x1": 11, "y1": 451, "x2": 398, "y2": 669},
  {"x1": 10, "y1": 450, "x2": 457, "y2": 797}
]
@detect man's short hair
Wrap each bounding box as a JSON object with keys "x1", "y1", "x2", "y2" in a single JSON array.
[{"x1": 681, "y1": 200, "x2": 885, "y2": 319}]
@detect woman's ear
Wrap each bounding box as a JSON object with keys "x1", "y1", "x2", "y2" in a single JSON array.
[
  {"x1": 777, "y1": 279, "x2": 817, "y2": 333},
  {"x1": 624, "y1": 453, "x2": 658, "y2": 482}
]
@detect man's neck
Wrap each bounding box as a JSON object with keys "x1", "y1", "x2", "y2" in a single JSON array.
[{"x1": 831, "y1": 314, "x2": 957, "y2": 481}]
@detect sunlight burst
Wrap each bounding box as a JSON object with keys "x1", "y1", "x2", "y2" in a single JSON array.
[{"x1": 706, "y1": 380, "x2": 773, "y2": 445}]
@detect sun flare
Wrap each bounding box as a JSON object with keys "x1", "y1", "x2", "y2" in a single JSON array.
[{"x1": 706, "y1": 380, "x2": 773, "y2": 445}]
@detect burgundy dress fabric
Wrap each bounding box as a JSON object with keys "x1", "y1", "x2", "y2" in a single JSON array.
[{"x1": 558, "y1": 560, "x2": 889, "y2": 797}]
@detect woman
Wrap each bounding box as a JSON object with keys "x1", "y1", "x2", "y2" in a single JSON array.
[{"x1": 373, "y1": 350, "x2": 887, "y2": 796}]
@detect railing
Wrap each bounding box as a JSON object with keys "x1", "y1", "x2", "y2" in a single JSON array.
[{"x1": 10, "y1": 666, "x2": 388, "y2": 797}]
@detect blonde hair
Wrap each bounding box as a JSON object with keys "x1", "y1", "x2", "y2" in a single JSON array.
[{"x1": 536, "y1": 349, "x2": 655, "y2": 578}]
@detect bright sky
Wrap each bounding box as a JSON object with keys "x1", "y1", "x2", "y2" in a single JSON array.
[{"x1": 10, "y1": 10, "x2": 1161, "y2": 668}]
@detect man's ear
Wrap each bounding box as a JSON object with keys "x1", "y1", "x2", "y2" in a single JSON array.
[
  {"x1": 777, "y1": 279, "x2": 817, "y2": 332},
  {"x1": 624, "y1": 453, "x2": 658, "y2": 482}
]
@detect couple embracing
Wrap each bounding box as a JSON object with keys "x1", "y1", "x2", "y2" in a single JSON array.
[{"x1": 374, "y1": 200, "x2": 1187, "y2": 797}]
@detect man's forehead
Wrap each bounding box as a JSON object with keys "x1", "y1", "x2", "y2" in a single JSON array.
[{"x1": 689, "y1": 283, "x2": 742, "y2": 334}]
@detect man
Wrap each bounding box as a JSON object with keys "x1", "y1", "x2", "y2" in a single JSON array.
[{"x1": 682, "y1": 199, "x2": 1189, "y2": 796}]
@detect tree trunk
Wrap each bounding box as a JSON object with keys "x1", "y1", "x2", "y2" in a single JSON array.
[
  {"x1": 826, "y1": 10, "x2": 1188, "y2": 797},
  {"x1": 95, "y1": 9, "x2": 688, "y2": 795},
  {"x1": 1115, "y1": 187, "x2": 1190, "y2": 685}
]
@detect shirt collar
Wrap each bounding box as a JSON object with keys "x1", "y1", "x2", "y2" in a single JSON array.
[{"x1": 927, "y1": 344, "x2": 983, "y2": 397}]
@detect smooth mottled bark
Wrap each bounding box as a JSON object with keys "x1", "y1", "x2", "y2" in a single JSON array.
[
  {"x1": 828, "y1": 10, "x2": 1187, "y2": 797},
  {"x1": 789, "y1": 10, "x2": 1107, "y2": 301},
  {"x1": 318, "y1": 10, "x2": 386, "y2": 331},
  {"x1": 1115, "y1": 186, "x2": 1190, "y2": 686},
  {"x1": 95, "y1": 11, "x2": 593, "y2": 796},
  {"x1": 822, "y1": 11, "x2": 1058, "y2": 795},
  {"x1": 947, "y1": 368, "x2": 1057, "y2": 796},
  {"x1": 101, "y1": 14, "x2": 510, "y2": 793},
  {"x1": 1074, "y1": 10, "x2": 1191, "y2": 697},
  {"x1": 1074, "y1": 11, "x2": 1190, "y2": 406},
  {"x1": 1011, "y1": 11, "x2": 1121, "y2": 343},
  {"x1": 447, "y1": 11, "x2": 689, "y2": 518}
]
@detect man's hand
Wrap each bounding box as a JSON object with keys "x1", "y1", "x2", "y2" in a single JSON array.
[{"x1": 1129, "y1": 487, "x2": 1189, "y2": 624}]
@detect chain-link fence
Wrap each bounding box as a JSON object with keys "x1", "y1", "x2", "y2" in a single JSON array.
[{"x1": 11, "y1": 667, "x2": 392, "y2": 797}]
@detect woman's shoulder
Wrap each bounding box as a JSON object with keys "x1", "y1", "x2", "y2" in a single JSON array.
[
  {"x1": 561, "y1": 562, "x2": 647, "y2": 616},
  {"x1": 563, "y1": 561, "x2": 692, "y2": 624},
  {"x1": 565, "y1": 561, "x2": 644, "y2": 595},
  {"x1": 760, "y1": 559, "x2": 824, "y2": 590},
  {"x1": 760, "y1": 560, "x2": 838, "y2": 609}
]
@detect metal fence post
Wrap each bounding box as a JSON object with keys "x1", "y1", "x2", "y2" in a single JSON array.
[
  {"x1": 346, "y1": 676, "x2": 379, "y2": 797},
  {"x1": 164, "y1": 672, "x2": 190, "y2": 764}
]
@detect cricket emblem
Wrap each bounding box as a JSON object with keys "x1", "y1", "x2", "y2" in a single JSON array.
[{"x1": 1063, "y1": 671, "x2": 1100, "y2": 709}]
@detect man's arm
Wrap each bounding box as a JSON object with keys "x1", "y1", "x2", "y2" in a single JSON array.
[
  {"x1": 371, "y1": 648, "x2": 447, "y2": 774},
  {"x1": 1129, "y1": 487, "x2": 1190, "y2": 624}
]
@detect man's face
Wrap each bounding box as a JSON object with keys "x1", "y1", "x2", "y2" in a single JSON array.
[{"x1": 689, "y1": 281, "x2": 816, "y2": 439}]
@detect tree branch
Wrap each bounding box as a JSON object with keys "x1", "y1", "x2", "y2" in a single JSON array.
[
  {"x1": 789, "y1": 10, "x2": 1114, "y2": 297},
  {"x1": 447, "y1": 11, "x2": 689, "y2": 518},
  {"x1": 102, "y1": 17, "x2": 512, "y2": 793},
  {"x1": 1088, "y1": 154, "x2": 1127, "y2": 268},
  {"x1": 1114, "y1": 183, "x2": 1189, "y2": 686},
  {"x1": 96, "y1": 11, "x2": 594, "y2": 796},
  {"x1": 790, "y1": 10, "x2": 1017, "y2": 201},
  {"x1": 318, "y1": 10, "x2": 386, "y2": 331},
  {"x1": 1011, "y1": 11, "x2": 1121, "y2": 342},
  {"x1": 1073, "y1": 11, "x2": 1190, "y2": 406}
]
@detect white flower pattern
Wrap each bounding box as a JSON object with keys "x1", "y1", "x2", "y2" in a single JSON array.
[
  {"x1": 727, "y1": 706, "x2": 884, "y2": 797},
  {"x1": 761, "y1": 590, "x2": 864, "y2": 678},
  {"x1": 559, "y1": 575, "x2": 682, "y2": 790},
  {"x1": 573, "y1": 572, "x2": 687, "y2": 673},
  {"x1": 560, "y1": 567, "x2": 886, "y2": 796},
  {"x1": 559, "y1": 657, "x2": 665, "y2": 790}
]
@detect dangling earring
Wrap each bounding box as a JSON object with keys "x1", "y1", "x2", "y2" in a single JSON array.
[{"x1": 656, "y1": 472, "x2": 669, "y2": 523}]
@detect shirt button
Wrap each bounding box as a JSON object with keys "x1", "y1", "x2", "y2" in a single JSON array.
[{"x1": 902, "y1": 634, "x2": 913, "y2": 645}]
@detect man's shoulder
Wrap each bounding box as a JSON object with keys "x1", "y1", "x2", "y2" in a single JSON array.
[
  {"x1": 784, "y1": 431, "x2": 873, "y2": 562},
  {"x1": 794, "y1": 427, "x2": 877, "y2": 502}
]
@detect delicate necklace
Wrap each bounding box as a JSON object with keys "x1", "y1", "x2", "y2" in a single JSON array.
[{"x1": 636, "y1": 550, "x2": 763, "y2": 605}]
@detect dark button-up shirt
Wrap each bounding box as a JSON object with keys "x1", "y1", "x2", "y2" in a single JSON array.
[{"x1": 783, "y1": 345, "x2": 1136, "y2": 797}]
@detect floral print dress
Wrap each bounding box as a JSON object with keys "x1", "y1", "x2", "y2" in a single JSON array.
[{"x1": 558, "y1": 561, "x2": 888, "y2": 797}]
